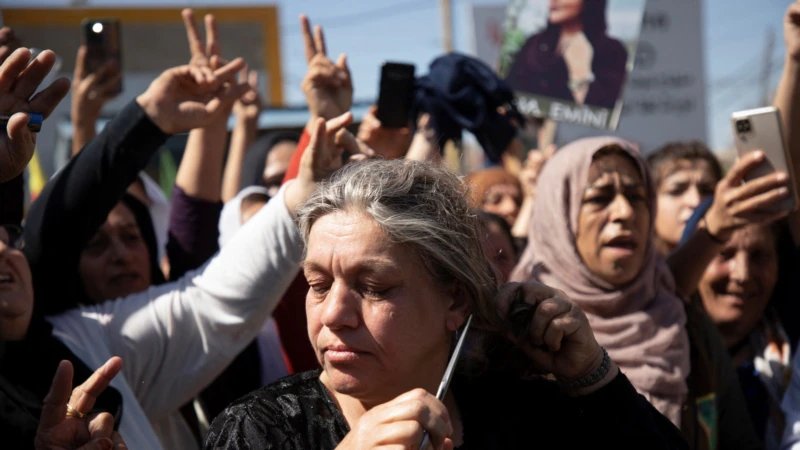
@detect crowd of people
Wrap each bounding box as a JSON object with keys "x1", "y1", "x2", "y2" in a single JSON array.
[{"x1": 4, "y1": 3, "x2": 800, "y2": 450}]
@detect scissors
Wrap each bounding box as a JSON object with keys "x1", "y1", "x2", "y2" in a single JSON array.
[{"x1": 419, "y1": 314, "x2": 473, "y2": 450}]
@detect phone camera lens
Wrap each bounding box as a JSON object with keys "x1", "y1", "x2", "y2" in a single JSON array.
[{"x1": 736, "y1": 119, "x2": 752, "y2": 134}]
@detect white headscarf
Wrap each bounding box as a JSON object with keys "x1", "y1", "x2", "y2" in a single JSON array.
[{"x1": 137, "y1": 172, "x2": 171, "y2": 263}]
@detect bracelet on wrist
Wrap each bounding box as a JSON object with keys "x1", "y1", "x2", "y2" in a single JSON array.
[{"x1": 557, "y1": 347, "x2": 611, "y2": 391}]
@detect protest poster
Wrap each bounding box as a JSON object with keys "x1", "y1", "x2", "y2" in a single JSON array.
[
  {"x1": 499, "y1": 0, "x2": 647, "y2": 130},
  {"x1": 554, "y1": 0, "x2": 708, "y2": 153}
]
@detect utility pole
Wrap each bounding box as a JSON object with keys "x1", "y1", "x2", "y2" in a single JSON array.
[
  {"x1": 760, "y1": 27, "x2": 776, "y2": 105},
  {"x1": 440, "y1": 0, "x2": 453, "y2": 53},
  {"x1": 440, "y1": 0, "x2": 463, "y2": 172}
]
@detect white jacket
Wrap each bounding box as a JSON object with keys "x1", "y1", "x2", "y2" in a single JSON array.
[{"x1": 47, "y1": 185, "x2": 303, "y2": 450}]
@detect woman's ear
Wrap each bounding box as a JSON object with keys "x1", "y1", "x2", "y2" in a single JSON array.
[{"x1": 445, "y1": 283, "x2": 471, "y2": 332}]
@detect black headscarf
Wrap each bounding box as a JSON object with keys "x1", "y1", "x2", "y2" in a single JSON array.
[
  {"x1": 410, "y1": 53, "x2": 523, "y2": 163},
  {"x1": 34, "y1": 193, "x2": 165, "y2": 317},
  {"x1": 239, "y1": 132, "x2": 301, "y2": 190}
]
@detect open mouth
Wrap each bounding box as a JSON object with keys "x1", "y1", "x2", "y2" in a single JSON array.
[
  {"x1": 605, "y1": 235, "x2": 638, "y2": 251},
  {"x1": 0, "y1": 272, "x2": 16, "y2": 286}
]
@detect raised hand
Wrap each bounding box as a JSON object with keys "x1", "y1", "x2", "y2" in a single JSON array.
[
  {"x1": 703, "y1": 151, "x2": 792, "y2": 242},
  {"x1": 35, "y1": 357, "x2": 127, "y2": 450},
  {"x1": 356, "y1": 105, "x2": 412, "y2": 159},
  {"x1": 135, "y1": 59, "x2": 248, "y2": 135},
  {"x1": 0, "y1": 47, "x2": 70, "y2": 182},
  {"x1": 519, "y1": 144, "x2": 556, "y2": 199},
  {"x1": 496, "y1": 282, "x2": 612, "y2": 387},
  {"x1": 300, "y1": 15, "x2": 353, "y2": 121},
  {"x1": 181, "y1": 8, "x2": 246, "y2": 121},
  {"x1": 232, "y1": 67, "x2": 262, "y2": 122},
  {"x1": 70, "y1": 45, "x2": 123, "y2": 154},
  {"x1": 0, "y1": 27, "x2": 22, "y2": 66},
  {"x1": 182, "y1": 9, "x2": 222, "y2": 70},
  {"x1": 72, "y1": 46, "x2": 122, "y2": 121},
  {"x1": 785, "y1": 2, "x2": 800, "y2": 62},
  {"x1": 285, "y1": 111, "x2": 374, "y2": 213}
]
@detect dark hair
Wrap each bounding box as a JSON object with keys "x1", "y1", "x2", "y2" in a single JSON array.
[
  {"x1": 477, "y1": 210, "x2": 517, "y2": 261},
  {"x1": 239, "y1": 131, "x2": 300, "y2": 190},
  {"x1": 647, "y1": 141, "x2": 723, "y2": 189},
  {"x1": 543, "y1": 0, "x2": 608, "y2": 42}
]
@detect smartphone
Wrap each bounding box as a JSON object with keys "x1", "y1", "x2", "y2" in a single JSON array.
[
  {"x1": 376, "y1": 62, "x2": 416, "y2": 128},
  {"x1": 731, "y1": 107, "x2": 799, "y2": 212},
  {"x1": 80, "y1": 18, "x2": 123, "y2": 95}
]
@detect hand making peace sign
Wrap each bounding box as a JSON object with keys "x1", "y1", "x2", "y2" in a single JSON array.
[{"x1": 300, "y1": 15, "x2": 353, "y2": 121}]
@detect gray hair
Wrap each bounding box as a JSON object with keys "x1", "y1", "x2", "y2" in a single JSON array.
[{"x1": 296, "y1": 159, "x2": 497, "y2": 322}]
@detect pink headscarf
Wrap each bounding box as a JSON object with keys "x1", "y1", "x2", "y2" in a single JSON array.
[{"x1": 510, "y1": 137, "x2": 690, "y2": 427}]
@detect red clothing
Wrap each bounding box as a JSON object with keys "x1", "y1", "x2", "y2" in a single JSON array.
[
  {"x1": 274, "y1": 129, "x2": 320, "y2": 372},
  {"x1": 282, "y1": 128, "x2": 311, "y2": 184}
]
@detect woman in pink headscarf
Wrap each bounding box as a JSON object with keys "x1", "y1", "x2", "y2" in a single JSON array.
[{"x1": 511, "y1": 136, "x2": 789, "y2": 450}]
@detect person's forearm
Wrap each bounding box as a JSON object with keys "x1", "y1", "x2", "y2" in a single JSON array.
[
  {"x1": 667, "y1": 225, "x2": 723, "y2": 300},
  {"x1": 512, "y1": 196, "x2": 535, "y2": 238},
  {"x1": 775, "y1": 56, "x2": 800, "y2": 175},
  {"x1": 165, "y1": 185, "x2": 222, "y2": 280},
  {"x1": 774, "y1": 57, "x2": 800, "y2": 245},
  {"x1": 70, "y1": 108, "x2": 99, "y2": 156},
  {"x1": 221, "y1": 117, "x2": 257, "y2": 202},
  {"x1": 176, "y1": 120, "x2": 228, "y2": 202},
  {"x1": 24, "y1": 100, "x2": 169, "y2": 312}
]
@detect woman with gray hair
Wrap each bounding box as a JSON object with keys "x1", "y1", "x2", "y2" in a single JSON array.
[{"x1": 205, "y1": 159, "x2": 689, "y2": 449}]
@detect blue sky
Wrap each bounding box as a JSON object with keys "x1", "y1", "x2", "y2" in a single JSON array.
[{"x1": 4, "y1": 0, "x2": 793, "y2": 151}]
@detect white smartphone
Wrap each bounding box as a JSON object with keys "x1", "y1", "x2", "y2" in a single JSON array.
[{"x1": 731, "y1": 106, "x2": 799, "y2": 212}]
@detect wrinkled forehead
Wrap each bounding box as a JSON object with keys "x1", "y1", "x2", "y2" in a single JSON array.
[{"x1": 587, "y1": 148, "x2": 646, "y2": 186}]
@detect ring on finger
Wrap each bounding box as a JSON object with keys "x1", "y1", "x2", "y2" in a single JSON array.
[{"x1": 66, "y1": 403, "x2": 86, "y2": 419}]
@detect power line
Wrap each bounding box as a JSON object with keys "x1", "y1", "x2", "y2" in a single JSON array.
[{"x1": 285, "y1": 0, "x2": 437, "y2": 33}]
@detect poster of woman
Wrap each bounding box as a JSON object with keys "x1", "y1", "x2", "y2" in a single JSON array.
[{"x1": 500, "y1": 0, "x2": 646, "y2": 130}]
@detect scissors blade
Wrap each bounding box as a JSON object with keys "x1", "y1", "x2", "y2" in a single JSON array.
[{"x1": 435, "y1": 314, "x2": 473, "y2": 400}]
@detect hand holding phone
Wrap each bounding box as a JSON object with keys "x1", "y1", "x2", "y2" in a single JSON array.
[
  {"x1": 731, "y1": 106, "x2": 799, "y2": 212},
  {"x1": 700, "y1": 108, "x2": 798, "y2": 243},
  {"x1": 80, "y1": 18, "x2": 123, "y2": 96}
]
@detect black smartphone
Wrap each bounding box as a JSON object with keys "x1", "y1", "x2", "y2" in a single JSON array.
[
  {"x1": 376, "y1": 62, "x2": 416, "y2": 128},
  {"x1": 80, "y1": 18, "x2": 123, "y2": 95}
]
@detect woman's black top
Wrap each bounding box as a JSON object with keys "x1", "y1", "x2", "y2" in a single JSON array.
[
  {"x1": 505, "y1": 31, "x2": 628, "y2": 110},
  {"x1": 205, "y1": 369, "x2": 690, "y2": 450}
]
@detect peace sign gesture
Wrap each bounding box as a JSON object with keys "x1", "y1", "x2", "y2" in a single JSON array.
[
  {"x1": 34, "y1": 357, "x2": 127, "y2": 450},
  {"x1": 0, "y1": 47, "x2": 70, "y2": 182},
  {"x1": 300, "y1": 15, "x2": 353, "y2": 121},
  {"x1": 182, "y1": 8, "x2": 223, "y2": 70}
]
